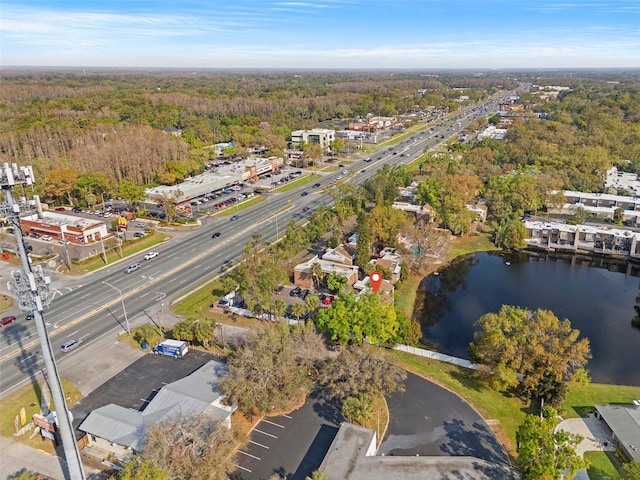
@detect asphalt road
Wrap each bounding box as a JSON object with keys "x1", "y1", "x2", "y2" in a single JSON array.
[
  {"x1": 379, "y1": 372, "x2": 509, "y2": 465},
  {"x1": 0, "y1": 91, "x2": 513, "y2": 397}
]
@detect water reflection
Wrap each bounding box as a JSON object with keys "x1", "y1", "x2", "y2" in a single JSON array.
[{"x1": 414, "y1": 251, "x2": 640, "y2": 386}]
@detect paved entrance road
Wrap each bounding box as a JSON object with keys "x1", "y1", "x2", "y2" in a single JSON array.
[{"x1": 379, "y1": 372, "x2": 509, "y2": 465}]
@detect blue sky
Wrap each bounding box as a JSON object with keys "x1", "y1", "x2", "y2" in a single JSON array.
[{"x1": 2, "y1": 0, "x2": 639, "y2": 69}]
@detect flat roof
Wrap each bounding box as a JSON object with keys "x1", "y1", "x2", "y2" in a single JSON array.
[{"x1": 22, "y1": 211, "x2": 104, "y2": 229}]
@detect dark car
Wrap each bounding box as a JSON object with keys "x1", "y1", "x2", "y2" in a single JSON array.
[
  {"x1": 301, "y1": 191, "x2": 308, "y2": 196},
  {"x1": 300, "y1": 289, "x2": 311, "y2": 299},
  {"x1": 290, "y1": 287, "x2": 302, "y2": 297},
  {"x1": 0, "y1": 316, "x2": 16, "y2": 327},
  {"x1": 212, "y1": 232, "x2": 221, "y2": 238},
  {"x1": 312, "y1": 183, "x2": 321, "y2": 188},
  {"x1": 230, "y1": 215, "x2": 239, "y2": 221}
]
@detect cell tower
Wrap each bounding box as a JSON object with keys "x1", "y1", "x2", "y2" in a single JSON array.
[{"x1": 0, "y1": 163, "x2": 86, "y2": 479}]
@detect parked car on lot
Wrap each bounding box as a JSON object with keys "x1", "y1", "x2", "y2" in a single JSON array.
[
  {"x1": 124, "y1": 263, "x2": 141, "y2": 274},
  {"x1": 1, "y1": 316, "x2": 17, "y2": 327},
  {"x1": 133, "y1": 232, "x2": 145, "y2": 238},
  {"x1": 59, "y1": 239, "x2": 71, "y2": 245},
  {"x1": 289, "y1": 286, "x2": 302, "y2": 297},
  {"x1": 41, "y1": 235, "x2": 53, "y2": 241},
  {"x1": 55, "y1": 207, "x2": 66, "y2": 211},
  {"x1": 322, "y1": 295, "x2": 335, "y2": 305},
  {"x1": 61, "y1": 339, "x2": 82, "y2": 352},
  {"x1": 301, "y1": 289, "x2": 311, "y2": 299},
  {"x1": 143, "y1": 251, "x2": 158, "y2": 260}
]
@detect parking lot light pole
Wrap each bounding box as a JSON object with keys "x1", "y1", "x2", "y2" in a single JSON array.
[{"x1": 103, "y1": 281, "x2": 130, "y2": 335}]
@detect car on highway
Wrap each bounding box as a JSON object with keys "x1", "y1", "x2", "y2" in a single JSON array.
[
  {"x1": 211, "y1": 232, "x2": 221, "y2": 238},
  {"x1": 230, "y1": 215, "x2": 239, "y2": 221},
  {"x1": 302, "y1": 207, "x2": 311, "y2": 212},
  {"x1": 124, "y1": 263, "x2": 141, "y2": 274},
  {"x1": 336, "y1": 175, "x2": 343, "y2": 180},
  {"x1": 1, "y1": 316, "x2": 17, "y2": 327},
  {"x1": 41, "y1": 235, "x2": 53, "y2": 241},
  {"x1": 143, "y1": 251, "x2": 159, "y2": 260},
  {"x1": 300, "y1": 191, "x2": 308, "y2": 196},
  {"x1": 312, "y1": 183, "x2": 321, "y2": 188},
  {"x1": 61, "y1": 339, "x2": 82, "y2": 353},
  {"x1": 363, "y1": 157, "x2": 372, "y2": 162}
]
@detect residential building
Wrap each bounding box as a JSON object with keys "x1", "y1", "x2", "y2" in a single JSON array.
[
  {"x1": 594, "y1": 404, "x2": 640, "y2": 462},
  {"x1": 293, "y1": 254, "x2": 359, "y2": 289},
  {"x1": 524, "y1": 220, "x2": 640, "y2": 259}
]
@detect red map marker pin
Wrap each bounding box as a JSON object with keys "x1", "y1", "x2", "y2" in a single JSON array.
[{"x1": 370, "y1": 271, "x2": 382, "y2": 293}]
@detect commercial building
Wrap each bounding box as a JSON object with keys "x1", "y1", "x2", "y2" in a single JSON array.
[
  {"x1": 20, "y1": 211, "x2": 108, "y2": 245},
  {"x1": 290, "y1": 129, "x2": 335, "y2": 151},
  {"x1": 594, "y1": 404, "x2": 640, "y2": 462},
  {"x1": 78, "y1": 360, "x2": 235, "y2": 458}
]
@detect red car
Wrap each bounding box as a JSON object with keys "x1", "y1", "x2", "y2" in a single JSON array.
[
  {"x1": 55, "y1": 207, "x2": 66, "y2": 211},
  {"x1": 322, "y1": 295, "x2": 334, "y2": 305},
  {"x1": 0, "y1": 316, "x2": 16, "y2": 327}
]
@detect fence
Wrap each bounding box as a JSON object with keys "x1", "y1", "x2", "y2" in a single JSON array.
[{"x1": 394, "y1": 344, "x2": 481, "y2": 371}]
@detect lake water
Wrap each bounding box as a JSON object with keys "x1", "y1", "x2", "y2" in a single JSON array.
[{"x1": 414, "y1": 251, "x2": 640, "y2": 386}]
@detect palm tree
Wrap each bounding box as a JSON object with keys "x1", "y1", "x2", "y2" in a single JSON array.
[
  {"x1": 292, "y1": 303, "x2": 307, "y2": 321},
  {"x1": 310, "y1": 261, "x2": 325, "y2": 290},
  {"x1": 271, "y1": 298, "x2": 288, "y2": 323},
  {"x1": 304, "y1": 294, "x2": 320, "y2": 320}
]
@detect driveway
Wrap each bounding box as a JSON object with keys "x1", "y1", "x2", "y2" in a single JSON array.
[{"x1": 379, "y1": 372, "x2": 510, "y2": 465}]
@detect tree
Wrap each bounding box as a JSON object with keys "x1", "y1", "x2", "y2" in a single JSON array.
[
  {"x1": 304, "y1": 293, "x2": 320, "y2": 317},
  {"x1": 172, "y1": 319, "x2": 195, "y2": 343},
  {"x1": 342, "y1": 393, "x2": 374, "y2": 426},
  {"x1": 292, "y1": 302, "x2": 307, "y2": 321},
  {"x1": 140, "y1": 413, "x2": 238, "y2": 480},
  {"x1": 326, "y1": 270, "x2": 348, "y2": 294},
  {"x1": 331, "y1": 137, "x2": 344, "y2": 154},
  {"x1": 306, "y1": 471, "x2": 329, "y2": 480},
  {"x1": 318, "y1": 346, "x2": 406, "y2": 400},
  {"x1": 192, "y1": 319, "x2": 216, "y2": 347},
  {"x1": 303, "y1": 142, "x2": 324, "y2": 167},
  {"x1": 368, "y1": 205, "x2": 411, "y2": 247},
  {"x1": 516, "y1": 407, "x2": 586, "y2": 480},
  {"x1": 118, "y1": 180, "x2": 147, "y2": 209},
  {"x1": 469, "y1": 305, "x2": 591, "y2": 405},
  {"x1": 219, "y1": 325, "x2": 312, "y2": 416},
  {"x1": 316, "y1": 292, "x2": 399, "y2": 345},
  {"x1": 112, "y1": 459, "x2": 167, "y2": 480},
  {"x1": 270, "y1": 298, "x2": 288, "y2": 322},
  {"x1": 613, "y1": 206, "x2": 625, "y2": 225},
  {"x1": 492, "y1": 218, "x2": 527, "y2": 250},
  {"x1": 355, "y1": 212, "x2": 371, "y2": 269},
  {"x1": 310, "y1": 261, "x2": 325, "y2": 290},
  {"x1": 132, "y1": 323, "x2": 163, "y2": 345},
  {"x1": 41, "y1": 168, "x2": 79, "y2": 205}
]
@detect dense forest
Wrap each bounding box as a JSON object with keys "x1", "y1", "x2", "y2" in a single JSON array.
[{"x1": 0, "y1": 70, "x2": 514, "y2": 189}]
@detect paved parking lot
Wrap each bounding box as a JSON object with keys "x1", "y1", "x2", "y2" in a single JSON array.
[
  {"x1": 71, "y1": 350, "x2": 219, "y2": 438},
  {"x1": 231, "y1": 390, "x2": 342, "y2": 480}
]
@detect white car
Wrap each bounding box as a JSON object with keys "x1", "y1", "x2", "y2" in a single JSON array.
[
  {"x1": 59, "y1": 239, "x2": 71, "y2": 245},
  {"x1": 143, "y1": 251, "x2": 159, "y2": 260},
  {"x1": 41, "y1": 235, "x2": 53, "y2": 241}
]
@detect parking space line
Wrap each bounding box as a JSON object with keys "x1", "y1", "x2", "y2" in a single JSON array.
[
  {"x1": 238, "y1": 450, "x2": 261, "y2": 460},
  {"x1": 254, "y1": 428, "x2": 277, "y2": 439},
  {"x1": 262, "y1": 419, "x2": 285, "y2": 428},
  {"x1": 282, "y1": 414, "x2": 292, "y2": 419},
  {"x1": 234, "y1": 464, "x2": 251, "y2": 472},
  {"x1": 250, "y1": 440, "x2": 269, "y2": 449}
]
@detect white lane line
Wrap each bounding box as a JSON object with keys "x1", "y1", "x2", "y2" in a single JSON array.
[
  {"x1": 263, "y1": 419, "x2": 285, "y2": 428},
  {"x1": 250, "y1": 440, "x2": 269, "y2": 449},
  {"x1": 238, "y1": 450, "x2": 261, "y2": 460},
  {"x1": 234, "y1": 464, "x2": 251, "y2": 472},
  {"x1": 253, "y1": 428, "x2": 277, "y2": 439}
]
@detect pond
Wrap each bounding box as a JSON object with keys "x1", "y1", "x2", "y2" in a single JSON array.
[{"x1": 414, "y1": 251, "x2": 640, "y2": 386}]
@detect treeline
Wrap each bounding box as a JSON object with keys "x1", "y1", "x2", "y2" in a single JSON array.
[{"x1": 0, "y1": 71, "x2": 514, "y2": 192}]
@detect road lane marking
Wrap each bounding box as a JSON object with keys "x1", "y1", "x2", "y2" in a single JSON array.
[
  {"x1": 263, "y1": 419, "x2": 285, "y2": 428},
  {"x1": 238, "y1": 451, "x2": 261, "y2": 460},
  {"x1": 253, "y1": 428, "x2": 277, "y2": 439}
]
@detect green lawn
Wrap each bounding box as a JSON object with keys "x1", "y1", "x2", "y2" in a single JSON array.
[
  {"x1": 450, "y1": 231, "x2": 499, "y2": 258},
  {"x1": 585, "y1": 451, "x2": 623, "y2": 480},
  {"x1": 560, "y1": 382, "x2": 640, "y2": 418},
  {"x1": 394, "y1": 273, "x2": 422, "y2": 320},
  {"x1": 74, "y1": 231, "x2": 172, "y2": 273}
]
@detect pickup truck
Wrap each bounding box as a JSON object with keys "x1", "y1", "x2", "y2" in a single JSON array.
[{"x1": 152, "y1": 339, "x2": 188, "y2": 358}]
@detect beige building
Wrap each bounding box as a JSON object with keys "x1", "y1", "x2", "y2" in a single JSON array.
[{"x1": 290, "y1": 128, "x2": 335, "y2": 151}]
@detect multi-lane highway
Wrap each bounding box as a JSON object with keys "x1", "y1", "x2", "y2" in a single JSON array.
[{"x1": 0, "y1": 91, "x2": 513, "y2": 397}]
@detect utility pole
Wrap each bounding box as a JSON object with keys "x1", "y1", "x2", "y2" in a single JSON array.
[
  {"x1": 103, "y1": 281, "x2": 130, "y2": 335},
  {"x1": 1, "y1": 163, "x2": 86, "y2": 480}
]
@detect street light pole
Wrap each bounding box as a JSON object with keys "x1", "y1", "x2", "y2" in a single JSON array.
[
  {"x1": 266, "y1": 208, "x2": 279, "y2": 242},
  {"x1": 103, "y1": 281, "x2": 130, "y2": 335}
]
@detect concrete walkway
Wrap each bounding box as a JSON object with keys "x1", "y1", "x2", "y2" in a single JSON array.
[{"x1": 556, "y1": 414, "x2": 615, "y2": 480}]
